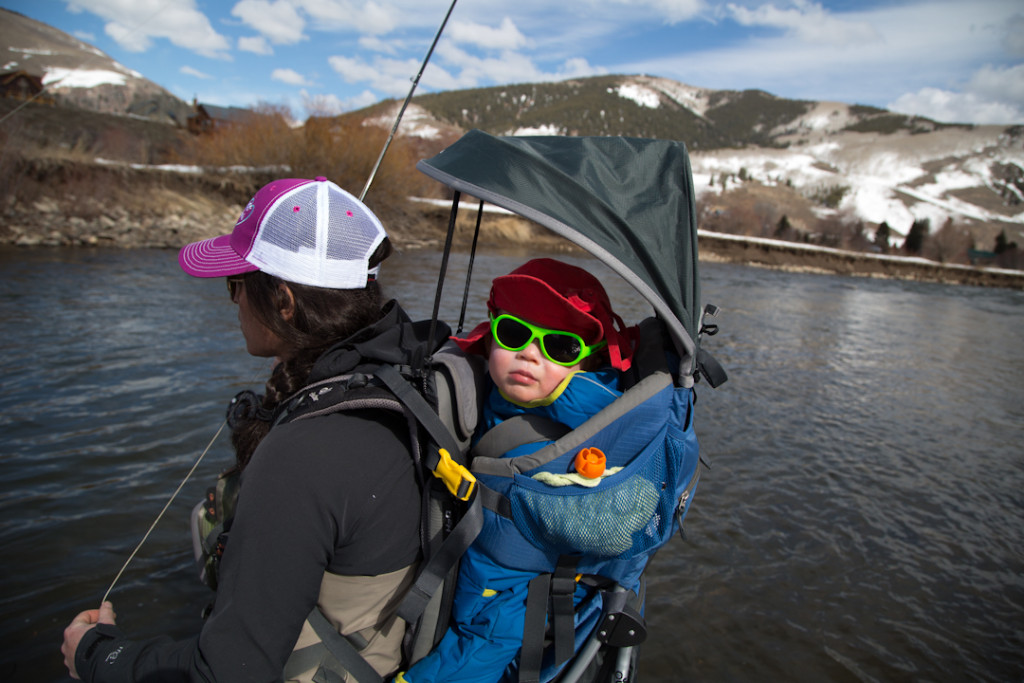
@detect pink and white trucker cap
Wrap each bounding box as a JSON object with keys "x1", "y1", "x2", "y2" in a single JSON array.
[{"x1": 178, "y1": 177, "x2": 387, "y2": 289}]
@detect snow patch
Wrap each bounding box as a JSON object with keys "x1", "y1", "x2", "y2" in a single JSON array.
[
  {"x1": 512, "y1": 124, "x2": 562, "y2": 136},
  {"x1": 44, "y1": 67, "x2": 127, "y2": 88},
  {"x1": 364, "y1": 103, "x2": 445, "y2": 139},
  {"x1": 13, "y1": 47, "x2": 57, "y2": 56},
  {"x1": 634, "y1": 76, "x2": 711, "y2": 117},
  {"x1": 614, "y1": 83, "x2": 660, "y2": 109}
]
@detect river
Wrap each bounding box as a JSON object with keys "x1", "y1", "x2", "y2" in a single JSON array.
[{"x1": 1, "y1": 246, "x2": 1022, "y2": 682}]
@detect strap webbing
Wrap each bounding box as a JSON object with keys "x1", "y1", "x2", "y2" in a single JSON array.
[
  {"x1": 471, "y1": 414, "x2": 571, "y2": 460},
  {"x1": 520, "y1": 574, "x2": 551, "y2": 683},
  {"x1": 519, "y1": 557, "x2": 580, "y2": 683},
  {"x1": 396, "y1": 495, "x2": 482, "y2": 623},
  {"x1": 306, "y1": 607, "x2": 383, "y2": 683},
  {"x1": 370, "y1": 363, "x2": 484, "y2": 625},
  {"x1": 550, "y1": 557, "x2": 579, "y2": 667},
  {"x1": 373, "y1": 364, "x2": 462, "y2": 464}
]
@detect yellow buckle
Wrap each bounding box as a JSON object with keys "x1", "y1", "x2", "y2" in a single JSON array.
[{"x1": 432, "y1": 448, "x2": 476, "y2": 501}]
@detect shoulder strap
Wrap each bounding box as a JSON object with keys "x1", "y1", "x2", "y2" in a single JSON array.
[
  {"x1": 369, "y1": 363, "x2": 484, "y2": 623},
  {"x1": 471, "y1": 414, "x2": 571, "y2": 460}
]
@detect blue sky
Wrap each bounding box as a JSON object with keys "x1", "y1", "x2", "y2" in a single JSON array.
[{"x1": 4, "y1": 0, "x2": 1023, "y2": 124}]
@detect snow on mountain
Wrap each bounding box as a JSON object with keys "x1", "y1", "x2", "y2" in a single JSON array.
[
  {"x1": 692, "y1": 123, "x2": 1024, "y2": 236},
  {"x1": 1, "y1": 7, "x2": 191, "y2": 124}
]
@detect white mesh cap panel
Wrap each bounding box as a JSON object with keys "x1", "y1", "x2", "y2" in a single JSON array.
[
  {"x1": 323, "y1": 183, "x2": 385, "y2": 286},
  {"x1": 246, "y1": 180, "x2": 385, "y2": 289}
]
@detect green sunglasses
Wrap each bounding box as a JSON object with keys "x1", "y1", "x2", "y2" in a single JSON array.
[{"x1": 490, "y1": 313, "x2": 606, "y2": 367}]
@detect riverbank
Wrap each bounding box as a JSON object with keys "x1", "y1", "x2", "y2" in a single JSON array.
[
  {"x1": 697, "y1": 231, "x2": 1024, "y2": 290},
  {"x1": 2, "y1": 158, "x2": 1022, "y2": 290}
]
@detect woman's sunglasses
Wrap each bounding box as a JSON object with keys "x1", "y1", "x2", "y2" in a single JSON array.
[
  {"x1": 227, "y1": 276, "x2": 245, "y2": 300},
  {"x1": 490, "y1": 313, "x2": 605, "y2": 367}
]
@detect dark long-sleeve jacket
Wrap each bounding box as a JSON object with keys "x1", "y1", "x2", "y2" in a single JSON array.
[{"x1": 75, "y1": 302, "x2": 434, "y2": 682}]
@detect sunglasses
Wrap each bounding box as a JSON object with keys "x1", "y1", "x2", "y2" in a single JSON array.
[
  {"x1": 490, "y1": 313, "x2": 605, "y2": 367},
  {"x1": 227, "y1": 276, "x2": 245, "y2": 299}
]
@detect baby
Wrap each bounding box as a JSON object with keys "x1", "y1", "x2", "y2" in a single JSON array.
[{"x1": 397, "y1": 257, "x2": 636, "y2": 683}]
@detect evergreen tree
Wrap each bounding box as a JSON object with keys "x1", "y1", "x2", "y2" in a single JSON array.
[
  {"x1": 874, "y1": 221, "x2": 891, "y2": 251},
  {"x1": 903, "y1": 218, "x2": 929, "y2": 254},
  {"x1": 995, "y1": 229, "x2": 1009, "y2": 254},
  {"x1": 774, "y1": 214, "x2": 792, "y2": 238}
]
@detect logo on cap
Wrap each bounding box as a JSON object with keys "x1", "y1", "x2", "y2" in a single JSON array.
[{"x1": 237, "y1": 198, "x2": 256, "y2": 225}]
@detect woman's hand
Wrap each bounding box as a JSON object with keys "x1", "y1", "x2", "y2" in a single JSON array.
[{"x1": 62, "y1": 601, "x2": 117, "y2": 679}]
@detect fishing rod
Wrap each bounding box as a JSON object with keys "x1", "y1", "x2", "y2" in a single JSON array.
[
  {"x1": 361, "y1": 0, "x2": 458, "y2": 201},
  {"x1": 101, "y1": 0, "x2": 460, "y2": 604}
]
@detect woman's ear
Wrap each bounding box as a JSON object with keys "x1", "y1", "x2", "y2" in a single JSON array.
[{"x1": 277, "y1": 283, "x2": 296, "y2": 322}]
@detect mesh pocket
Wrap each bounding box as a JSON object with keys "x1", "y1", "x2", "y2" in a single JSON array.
[{"x1": 509, "y1": 436, "x2": 682, "y2": 559}]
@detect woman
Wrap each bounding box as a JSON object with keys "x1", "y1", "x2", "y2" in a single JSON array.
[{"x1": 62, "y1": 177, "x2": 428, "y2": 682}]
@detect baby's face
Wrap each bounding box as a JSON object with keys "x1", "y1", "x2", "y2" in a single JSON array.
[{"x1": 488, "y1": 338, "x2": 582, "y2": 405}]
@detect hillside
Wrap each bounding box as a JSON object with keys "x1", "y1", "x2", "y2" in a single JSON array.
[
  {"x1": 1, "y1": 9, "x2": 1023, "y2": 284},
  {"x1": 0, "y1": 8, "x2": 192, "y2": 125},
  {"x1": 399, "y1": 75, "x2": 1023, "y2": 250}
]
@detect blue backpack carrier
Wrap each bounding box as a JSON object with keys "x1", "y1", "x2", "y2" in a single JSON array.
[
  {"x1": 466, "y1": 317, "x2": 703, "y2": 682},
  {"x1": 404, "y1": 130, "x2": 728, "y2": 682}
]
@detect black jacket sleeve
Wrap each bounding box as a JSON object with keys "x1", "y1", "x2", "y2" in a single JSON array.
[{"x1": 75, "y1": 409, "x2": 421, "y2": 682}]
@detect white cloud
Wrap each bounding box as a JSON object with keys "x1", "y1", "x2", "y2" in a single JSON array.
[
  {"x1": 889, "y1": 88, "x2": 1023, "y2": 125},
  {"x1": 645, "y1": 0, "x2": 706, "y2": 24},
  {"x1": 448, "y1": 17, "x2": 528, "y2": 51},
  {"x1": 238, "y1": 35, "x2": 274, "y2": 55},
  {"x1": 346, "y1": 89, "x2": 380, "y2": 110},
  {"x1": 180, "y1": 65, "x2": 213, "y2": 79},
  {"x1": 231, "y1": 0, "x2": 307, "y2": 45},
  {"x1": 615, "y1": 0, "x2": 1024, "y2": 123},
  {"x1": 67, "y1": 0, "x2": 231, "y2": 58},
  {"x1": 359, "y1": 36, "x2": 397, "y2": 55},
  {"x1": 301, "y1": 90, "x2": 344, "y2": 116},
  {"x1": 73, "y1": 30, "x2": 96, "y2": 42},
  {"x1": 272, "y1": 67, "x2": 312, "y2": 86},
  {"x1": 887, "y1": 63, "x2": 1024, "y2": 124},
  {"x1": 288, "y1": 0, "x2": 397, "y2": 35},
  {"x1": 967, "y1": 64, "x2": 1024, "y2": 108},
  {"x1": 725, "y1": 0, "x2": 880, "y2": 46}
]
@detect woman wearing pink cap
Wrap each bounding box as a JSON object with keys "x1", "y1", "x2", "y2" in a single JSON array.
[
  {"x1": 397, "y1": 258, "x2": 637, "y2": 683},
  {"x1": 62, "y1": 178, "x2": 437, "y2": 682}
]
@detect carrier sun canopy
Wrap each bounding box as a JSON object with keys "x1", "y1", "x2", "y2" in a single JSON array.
[{"x1": 416, "y1": 129, "x2": 701, "y2": 378}]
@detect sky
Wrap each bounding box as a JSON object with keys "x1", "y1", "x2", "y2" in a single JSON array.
[{"x1": 3, "y1": 0, "x2": 1023, "y2": 125}]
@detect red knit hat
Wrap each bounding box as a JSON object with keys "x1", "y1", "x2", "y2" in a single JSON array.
[{"x1": 453, "y1": 258, "x2": 636, "y2": 371}]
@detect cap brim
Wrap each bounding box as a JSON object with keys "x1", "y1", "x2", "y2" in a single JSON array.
[
  {"x1": 451, "y1": 320, "x2": 491, "y2": 357},
  {"x1": 179, "y1": 234, "x2": 259, "y2": 278}
]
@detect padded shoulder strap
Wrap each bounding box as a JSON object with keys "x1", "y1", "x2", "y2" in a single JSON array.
[
  {"x1": 471, "y1": 413, "x2": 571, "y2": 460},
  {"x1": 368, "y1": 363, "x2": 484, "y2": 624}
]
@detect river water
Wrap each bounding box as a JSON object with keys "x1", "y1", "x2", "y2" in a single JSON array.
[{"x1": 1, "y1": 246, "x2": 1022, "y2": 682}]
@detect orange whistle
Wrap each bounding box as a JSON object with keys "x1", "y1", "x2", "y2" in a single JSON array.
[{"x1": 574, "y1": 447, "x2": 606, "y2": 478}]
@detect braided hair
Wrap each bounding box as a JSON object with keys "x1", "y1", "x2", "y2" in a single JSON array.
[{"x1": 227, "y1": 238, "x2": 392, "y2": 472}]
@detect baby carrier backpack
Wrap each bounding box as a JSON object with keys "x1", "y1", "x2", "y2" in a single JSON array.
[{"x1": 407, "y1": 130, "x2": 728, "y2": 682}]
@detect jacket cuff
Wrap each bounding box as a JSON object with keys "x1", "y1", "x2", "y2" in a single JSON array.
[{"x1": 75, "y1": 623, "x2": 127, "y2": 681}]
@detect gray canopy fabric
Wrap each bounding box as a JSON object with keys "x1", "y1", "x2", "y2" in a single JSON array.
[{"x1": 416, "y1": 129, "x2": 701, "y2": 375}]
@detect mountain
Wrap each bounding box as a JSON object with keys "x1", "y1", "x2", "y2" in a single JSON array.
[
  {"x1": 0, "y1": 7, "x2": 191, "y2": 125},
  {"x1": 397, "y1": 75, "x2": 1024, "y2": 244},
  {"x1": 2, "y1": 7, "x2": 1022, "y2": 254}
]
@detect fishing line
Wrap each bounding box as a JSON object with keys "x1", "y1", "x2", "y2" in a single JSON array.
[{"x1": 101, "y1": 418, "x2": 227, "y2": 605}]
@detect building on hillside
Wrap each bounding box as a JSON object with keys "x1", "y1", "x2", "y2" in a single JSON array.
[
  {"x1": 187, "y1": 99, "x2": 261, "y2": 135},
  {"x1": 0, "y1": 70, "x2": 54, "y2": 104}
]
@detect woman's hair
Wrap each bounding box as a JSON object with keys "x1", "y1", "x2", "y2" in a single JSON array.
[{"x1": 229, "y1": 238, "x2": 392, "y2": 472}]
